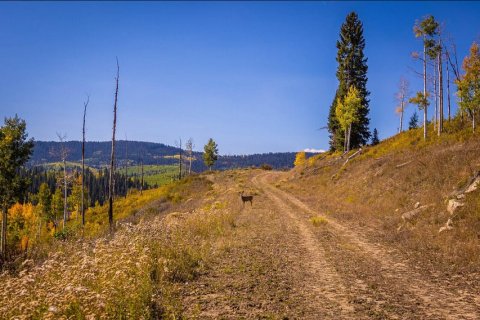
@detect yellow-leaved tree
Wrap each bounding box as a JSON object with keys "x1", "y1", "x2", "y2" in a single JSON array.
[
  {"x1": 336, "y1": 86, "x2": 361, "y2": 152},
  {"x1": 8, "y1": 203, "x2": 39, "y2": 253},
  {"x1": 294, "y1": 151, "x2": 306, "y2": 167},
  {"x1": 456, "y1": 42, "x2": 480, "y2": 133}
]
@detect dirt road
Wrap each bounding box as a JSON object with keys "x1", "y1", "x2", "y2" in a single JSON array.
[{"x1": 181, "y1": 170, "x2": 480, "y2": 319}]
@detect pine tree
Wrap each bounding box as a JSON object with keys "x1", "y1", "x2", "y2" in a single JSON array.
[
  {"x1": 38, "y1": 183, "x2": 53, "y2": 231},
  {"x1": 328, "y1": 12, "x2": 370, "y2": 151},
  {"x1": 203, "y1": 138, "x2": 218, "y2": 171},
  {"x1": 0, "y1": 115, "x2": 34, "y2": 260},
  {"x1": 409, "y1": 111, "x2": 419, "y2": 130},
  {"x1": 371, "y1": 128, "x2": 380, "y2": 145},
  {"x1": 52, "y1": 188, "x2": 63, "y2": 230}
]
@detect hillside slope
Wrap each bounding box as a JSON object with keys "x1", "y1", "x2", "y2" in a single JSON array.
[{"x1": 286, "y1": 126, "x2": 480, "y2": 275}]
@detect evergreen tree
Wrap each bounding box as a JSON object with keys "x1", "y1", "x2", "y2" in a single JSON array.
[
  {"x1": 203, "y1": 138, "x2": 218, "y2": 171},
  {"x1": 0, "y1": 115, "x2": 34, "y2": 259},
  {"x1": 371, "y1": 128, "x2": 380, "y2": 145},
  {"x1": 38, "y1": 183, "x2": 53, "y2": 223},
  {"x1": 328, "y1": 12, "x2": 370, "y2": 151},
  {"x1": 409, "y1": 111, "x2": 419, "y2": 130},
  {"x1": 52, "y1": 188, "x2": 63, "y2": 230}
]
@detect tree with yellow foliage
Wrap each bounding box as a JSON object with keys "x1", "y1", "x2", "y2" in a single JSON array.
[
  {"x1": 456, "y1": 42, "x2": 480, "y2": 133},
  {"x1": 8, "y1": 203, "x2": 38, "y2": 254},
  {"x1": 294, "y1": 151, "x2": 306, "y2": 167},
  {"x1": 336, "y1": 86, "x2": 361, "y2": 152}
]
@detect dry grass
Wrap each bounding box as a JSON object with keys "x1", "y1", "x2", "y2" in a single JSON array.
[
  {"x1": 0, "y1": 174, "x2": 241, "y2": 319},
  {"x1": 285, "y1": 122, "x2": 480, "y2": 274}
]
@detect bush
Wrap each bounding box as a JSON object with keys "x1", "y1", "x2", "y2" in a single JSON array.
[
  {"x1": 310, "y1": 216, "x2": 328, "y2": 227},
  {"x1": 260, "y1": 164, "x2": 273, "y2": 170}
]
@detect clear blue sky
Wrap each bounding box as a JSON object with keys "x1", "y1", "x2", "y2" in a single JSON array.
[{"x1": 1, "y1": 2, "x2": 479, "y2": 154}]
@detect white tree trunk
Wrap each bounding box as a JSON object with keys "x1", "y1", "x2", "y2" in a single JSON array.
[{"x1": 423, "y1": 42, "x2": 428, "y2": 140}]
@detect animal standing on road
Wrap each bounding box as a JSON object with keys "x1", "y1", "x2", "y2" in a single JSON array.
[{"x1": 240, "y1": 191, "x2": 253, "y2": 206}]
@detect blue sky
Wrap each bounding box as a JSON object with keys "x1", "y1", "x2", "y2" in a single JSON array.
[{"x1": 1, "y1": 2, "x2": 479, "y2": 154}]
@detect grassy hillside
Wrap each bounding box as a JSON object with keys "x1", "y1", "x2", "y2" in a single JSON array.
[
  {"x1": 285, "y1": 121, "x2": 480, "y2": 274},
  {"x1": 40, "y1": 161, "x2": 98, "y2": 174},
  {"x1": 124, "y1": 164, "x2": 179, "y2": 186}
]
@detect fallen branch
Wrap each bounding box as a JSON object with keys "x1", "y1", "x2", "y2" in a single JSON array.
[
  {"x1": 343, "y1": 148, "x2": 362, "y2": 166},
  {"x1": 396, "y1": 160, "x2": 413, "y2": 168}
]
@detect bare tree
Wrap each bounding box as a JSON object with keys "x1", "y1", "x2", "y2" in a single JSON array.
[
  {"x1": 124, "y1": 136, "x2": 128, "y2": 198},
  {"x1": 445, "y1": 37, "x2": 462, "y2": 120},
  {"x1": 185, "y1": 138, "x2": 194, "y2": 175},
  {"x1": 138, "y1": 150, "x2": 144, "y2": 195},
  {"x1": 56, "y1": 133, "x2": 69, "y2": 230},
  {"x1": 395, "y1": 77, "x2": 410, "y2": 133},
  {"x1": 176, "y1": 138, "x2": 183, "y2": 180},
  {"x1": 438, "y1": 43, "x2": 444, "y2": 135},
  {"x1": 108, "y1": 58, "x2": 119, "y2": 233},
  {"x1": 81, "y1": 96, "x2": 89, "y2": 227},
  {"x1": 446, "y1": 49, "x2": 452, "y2": 121}
]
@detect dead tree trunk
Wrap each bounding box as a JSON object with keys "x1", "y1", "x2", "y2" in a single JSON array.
[
  {"x1": 423, "y1": 40, "x2": 428, "y2": 140},
  {"x1": 56, "y1": 133, "x2": 68, "y2": 230},
  {"x1": 124, "y1": 138, "x2": 128, "y2": 198},
  {"x1": 1, "y1": 205, "x2": 7, "y2": 260},
  {"x1": 178, "y1": 138, "x2": 183, "y2": 180},
  {"x1": 446, "y1": 50, "x2": 451, "y2": 121},
  {"x1": 433, "y1": 60, "x2": 438, "y2": 132},
  {"x1": 81, "y1": 96, "x2": 88, "y2": 226},
  {"x1": 108, "y1": 58, "x2": 119, "y2": 234},
  {"x1": 63, "y1": 157, "x2": 67, "y2": 229},
  {"x1": 438, "y1": 48, "x2": 444, "y2": 135},
  {"x1": 399, "y1": 100, "x2": 404, "y2": 133},
  {"x1": 141, "y1": 157, "x2": 144, "y2": 195},
  {"x1": 186, "y1": 138, "x2": 194, "y2": 175}
]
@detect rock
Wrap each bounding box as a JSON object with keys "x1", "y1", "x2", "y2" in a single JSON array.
[
  {"x1": 20, "y1": 259, "x2": 34, "y2": 269},
  {"x1": 465, "y1": 176, "x2": 480, "y2": 194},
  {"x1": 447, "y1": 199, "x2": 464, "y2": 215},
  {"x1": 414, "y1": 202, "x2": 421, "y2": 209},
  {"x1": 401, "y1": 204, "x2": 432, "y2": 222},
  {"x1": 48, "y1": 306, "x2": 58, "y2": 313},
  {"x1": 456, "y1": 194, "x2": 466, "y2": 200},
  {"x1": 439, "y1": 218, "x2": 453, "y2": 233}
]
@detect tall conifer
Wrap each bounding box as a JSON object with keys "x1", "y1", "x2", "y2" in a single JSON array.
[{"x1": 328, "y1": 12, "x2": 370, "y2": 151}]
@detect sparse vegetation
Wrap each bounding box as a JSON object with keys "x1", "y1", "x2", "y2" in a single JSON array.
[{"x1": 310, "y1": 216, "x2": 328, "y2": 226}]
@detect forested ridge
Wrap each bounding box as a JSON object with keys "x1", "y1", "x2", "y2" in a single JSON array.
[{"x1": 30, "y1": 140, "x2": 302, "y2": 170}]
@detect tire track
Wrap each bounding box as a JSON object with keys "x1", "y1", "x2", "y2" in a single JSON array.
[
  {"x1": 256, "y1": 171, "x2": 480, "y2": 320},
  {"x1": 252, "y1": 174, "x2": 359, "y2": 319}
]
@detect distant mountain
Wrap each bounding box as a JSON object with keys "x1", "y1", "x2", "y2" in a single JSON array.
[{"x1": 30, "y1": 141, "x2": 299, "y2": 171}]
